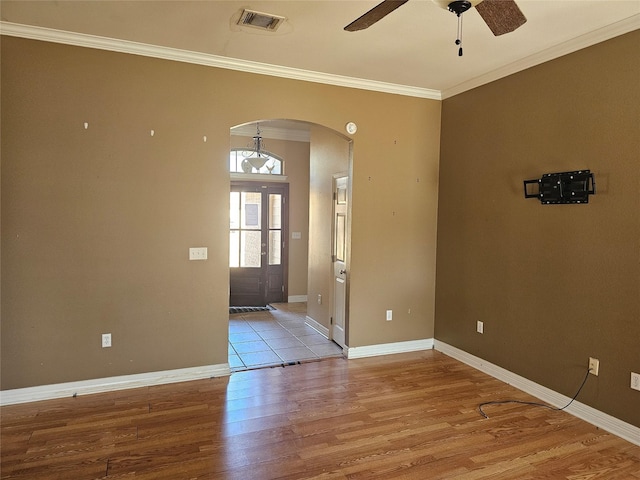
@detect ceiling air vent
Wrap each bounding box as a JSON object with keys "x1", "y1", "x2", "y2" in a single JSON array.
[{"x1": 237, "y1": 9, "x2": 286, "y2": 31}]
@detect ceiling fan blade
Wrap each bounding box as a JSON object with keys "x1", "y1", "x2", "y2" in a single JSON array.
[
  {"x1": 344, "y1": 0, "x2": 410, "y2": 32},
  {"x1": 475, "y1": 0, "x2": 527, "y2": 36}
]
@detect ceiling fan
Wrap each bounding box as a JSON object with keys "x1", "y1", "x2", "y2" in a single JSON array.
[{"x1": 345, "y1": 0, "x2": 527, "y2": 55}]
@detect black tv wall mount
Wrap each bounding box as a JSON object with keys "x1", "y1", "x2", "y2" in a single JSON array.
[{"x1": 524, "y1": 170, "x2": 595, "y2": 204}]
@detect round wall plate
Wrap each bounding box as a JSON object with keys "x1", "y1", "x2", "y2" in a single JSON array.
[{"x1": 345, "y1": 122, "x2": 357, "y2": 134}]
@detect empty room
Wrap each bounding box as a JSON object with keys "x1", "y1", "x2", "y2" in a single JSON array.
[{"x1": 1, "y1": 1, "x2": 639, "y2": 478}]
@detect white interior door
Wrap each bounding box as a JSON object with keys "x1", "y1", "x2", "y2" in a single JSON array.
[{"x1": 332, "y1": 175, "x2": 348, "y2": 348}]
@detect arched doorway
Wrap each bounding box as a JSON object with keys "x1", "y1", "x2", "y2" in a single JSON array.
[{"x1": 227, "y1": 119, "x2": 351, "y2": 370}]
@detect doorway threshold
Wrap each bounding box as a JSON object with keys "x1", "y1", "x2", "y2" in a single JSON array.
[
  {"x1": 229, "y1": 305, "x2": 275, "y2": 315},
  {"x1": 229, "y1": 302, "x2": 343, "y2": 372}
]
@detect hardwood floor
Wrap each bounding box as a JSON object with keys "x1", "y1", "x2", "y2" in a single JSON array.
[{"x1": 2, "y1": 350, "x2": 639, "y2": 479}]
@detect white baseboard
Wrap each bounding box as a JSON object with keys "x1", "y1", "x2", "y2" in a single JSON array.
[
  {"x1": 305, "y1": 315, "x2": 329, "y2": 338},
  {"x1": 288, "y1": 295, "x2": 308, "y2": 303},
  {"x1": 347, "y1": 339, "x2": 434, "y2": 359},
  {"x1": 434, "y1": 340, "x2": 640, "y2": 447},
  {"x1": 0, "y1": 363, "x2": 231, "y2": 406}
]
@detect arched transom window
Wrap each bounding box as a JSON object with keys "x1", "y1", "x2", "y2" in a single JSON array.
[{"x1": 229, "y1": 148, "x2": 283, "y2": 175}]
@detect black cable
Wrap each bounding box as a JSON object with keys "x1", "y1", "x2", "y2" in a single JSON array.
[{"x1": 478, "y1": 367, "x2": 592, "y2": 419}]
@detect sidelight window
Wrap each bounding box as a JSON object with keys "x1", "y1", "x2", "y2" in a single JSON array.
[
  {"x1": 229, "y1": 191, "x2": 262, "y2": 268},
  {"x1": 229, "y1": 191, "x2": 283, "y2": 268}
]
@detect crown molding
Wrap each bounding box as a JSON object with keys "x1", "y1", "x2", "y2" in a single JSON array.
[
  {"x1": 441, "y1": 15, "x2": 640, "y2": 99},
  {"x1": 2, "y1": 16, "x2": 637, "y2": 102},
  {"x1": 0, "y1": 21, "x2": 441, "y2": 100}
]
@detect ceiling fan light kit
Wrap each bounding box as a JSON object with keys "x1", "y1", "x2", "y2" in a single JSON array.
[{"x1": 344, "y1": 0, "x2": 527, "y2": 56}]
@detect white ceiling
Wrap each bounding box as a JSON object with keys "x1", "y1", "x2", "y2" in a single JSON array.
[{"x1": 2, "y1": 1, "x2": 639, "y2": 98}]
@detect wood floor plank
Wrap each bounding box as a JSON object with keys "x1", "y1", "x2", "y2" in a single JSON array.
[{"x1": 1, "y1": 350, "x2": 639, "y2": 479}]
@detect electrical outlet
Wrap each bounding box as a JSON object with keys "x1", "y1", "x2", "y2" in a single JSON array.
[
  {"x1": 102, "y1": 333, "x2": 112, "y2": 348},
  {"x1": 631, "y1": 372, "x2": 640, "y2": 391},
  {"x1": 476, "y1": 321, "x2": 484, "y2": 334},
  {"x1": 386, "y1": 310, "x2": 393, "y2": 321},
  {"x1": 317, "y1": 294, "x2": 322, "y2": 305},
  {"x1": 588, "y1": 357, "x2": 599, "y2": 376}
]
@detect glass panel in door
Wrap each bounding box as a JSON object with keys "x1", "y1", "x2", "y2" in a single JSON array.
[{"x1": 229, "y1": 183, "x2": 288, "y2": 307}]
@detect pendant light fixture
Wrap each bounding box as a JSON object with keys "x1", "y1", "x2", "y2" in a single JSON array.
[{"x1": 242, "y1": 123, "x2": 268, "y2": 171}]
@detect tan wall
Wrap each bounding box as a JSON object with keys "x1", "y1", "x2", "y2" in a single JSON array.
[
  {"x1": 1, "y1": 37, "x2": 441, "y2": 389},
  {"x1": 306, "y1": 126, "x2": 350, "y2": 333},
  {"x1": 435, "y1": 30, "x2": 640, "y2": 427},
  {"x1": 349, "y1": 93, "x2": 442, "y2": 347},
  {"x1": 230, "y1": 135, "x2": 310, "y2": 298}
]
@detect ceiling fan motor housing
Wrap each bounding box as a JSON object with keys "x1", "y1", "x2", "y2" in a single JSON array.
[
  {"x1": 432, "y1": 0, "x2": 482, "y2": 10},
  {"x1": 447, "y1": 0, "x2": 472, "y2": 16}
]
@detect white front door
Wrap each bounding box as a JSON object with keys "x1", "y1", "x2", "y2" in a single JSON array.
[{"x1": 332, "y1": 175, "x2": 348, "y2": 348}]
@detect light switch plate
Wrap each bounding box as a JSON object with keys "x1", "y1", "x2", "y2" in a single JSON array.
[{"x1": 189, "y1": 247, "x2": 208, "y2": 260}]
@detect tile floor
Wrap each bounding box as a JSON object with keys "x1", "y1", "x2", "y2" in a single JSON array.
[{"x1": 228, "y1": 302, "x2": 344, "y2": 371}]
